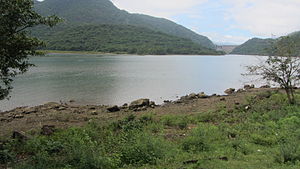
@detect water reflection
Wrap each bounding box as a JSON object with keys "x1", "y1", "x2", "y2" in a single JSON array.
[{"x1": 0, "y1": 54, "x2": 261, "y2": 111}]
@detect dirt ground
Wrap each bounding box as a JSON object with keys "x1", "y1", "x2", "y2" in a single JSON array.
[{"x1": 0, "y1": 88, "x2": 276, "y2": 138}]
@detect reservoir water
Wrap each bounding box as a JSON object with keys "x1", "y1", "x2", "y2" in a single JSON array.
[{"x1": 0, "y1": 54, "x2": 263, "y2": 111}]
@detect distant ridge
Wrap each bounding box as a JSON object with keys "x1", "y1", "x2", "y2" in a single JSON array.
[
  {"x1": 230, "y1": 38, "x2": 275, "y2": 55},
  {"x1": 33, "y1": 0, "x2": 216, "y2": 50},
  {"x1": 231, "y1": 31, "x2": 300, "y2": 56},
  {"x1": 36, "y1": 24, "x2": 221, "y2": 55}
]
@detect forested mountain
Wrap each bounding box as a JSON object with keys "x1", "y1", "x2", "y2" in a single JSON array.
[
  {"x1": 230, "y1": 38, "x2": 275, "y2": 55},
  {"x1": 33, "y1": 0, "x2": 217, "y2": 52},
  {"x1": 231, "y1": 31, "x2": 300, "y2": 56},
  {"x1": 36, "y1": 24, "x2": 221, "y2": 55}
]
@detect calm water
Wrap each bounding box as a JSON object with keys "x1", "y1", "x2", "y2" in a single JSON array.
[{"x1": 0, "y1": 54, "x2": 262, "y2": 111}]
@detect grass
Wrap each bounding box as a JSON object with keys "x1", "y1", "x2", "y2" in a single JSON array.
[{"x1": 1, "y1": 91, "x2": 300, "y2": 168}]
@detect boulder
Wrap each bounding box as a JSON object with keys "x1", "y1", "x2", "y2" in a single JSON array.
[
  {"x1": 120, "y1": 103, "x2": 128, "y2": 109},
  {"x1": 187, "y1": 93, "x2": 197, "y2": 100},
  {"x1": 22, "y1": 107, "x2": 37, "y2": 114},
  {"x1": 12, "y1": 131, "x2": 28, "y2": 142},
  {"x1": 244, "y1": 84, "x2": 255, "y2": 90},
  {"x1": 107, "y1": 105, "x2": 120, "y2": 112},
  {"x1": 237, "y1": 89, "x2": 244, "y2": 93},
  {"x1": 198, "y1": 92, "x2": 209, "y2": 98},
  {"x1": 0, "y1": 118, "x2": 8, "y2": 122},
  {"x1": 260, "y1": 85, "x2": 271, "y2": 88},
  {"x1": 174, "y1": 100, "x2": 183, "y2": 104},
  {"x1": 57, "y1": 106, "x2": 66, "y2": 111},
  {"x1": 44, "y1": 102, "x2": 60, "y2": 108},
  {"x1": 129, "y1": 99, "x2": 150, "y2": 110},
  {"x1": 90, "y1": 110, "x2": 98, "y2": 115},
  {"x1": 14, "y1": 114, "x2": 24, "y2": 119},
  {"x1": 41, "y1": 125, "x2": 56, "y2": 136},
  {"x1": 224, "y1": 88, "x2": 235, "y2": 95},
  {"x1": 150, "y1": 101, "x2": 156, "y2": 108},
  {"x1": 245, "y1": 105, "x2": 251, "y2": 110},
  {"x1": 163, "y1": 100, "x2": 171, "y2": 103}
]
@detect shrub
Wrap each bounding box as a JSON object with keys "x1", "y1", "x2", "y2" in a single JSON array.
[
  {"x1": 15, "y1": 128, "x2": 118, "y2": 169},
  {"x1": 120, "y1": 132, "x2": 168, "y2": 166},
  {"x1": 182, "y1": 124, "x2": 222, "y2": 152},
  {"x1": 161, "y1": 115, "x2": 188, "y2": 129},
  {"x1": 275, "y1": 140, "x2": 300, "y2": 164},
  {"x1": 250, "y1": 134, "x2": 277, "y2": 146},
  {"x1": 195, "y1": 111, "x2": 217, "y2": 123},
  {"x1": 0, "y1": 149, "x2": 13, "y2": 164}
]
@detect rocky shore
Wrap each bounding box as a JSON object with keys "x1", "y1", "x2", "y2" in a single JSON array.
[{"x1": 0, "y1": 85, "x2": 275, "y2": 138}]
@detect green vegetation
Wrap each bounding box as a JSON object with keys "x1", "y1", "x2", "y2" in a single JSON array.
[
  {"x1": 0, "y1": 0, "x2": 60, "y2": 100},
  {"x1": 33, "y1": 0, "x2": 216, "y2": 50},
  {"x1": 2, "y1": 91, "x2": 300, "y2": 168},
  {"x1": 231, "y1": 38, "x2": 275, "y2": 55},
  {"x1": 231, "y1": 31, "x2": 300, "y2": 56},
  {"x1": 35, "y1": 24, "x2": 221, "y2": 55},
  {"x1": 245, "y1": 36, "x2": 300, "y2": 104}
]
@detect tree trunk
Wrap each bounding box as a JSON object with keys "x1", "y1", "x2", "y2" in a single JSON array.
[
  {"x1": 285, "y1": 88, "x2": 294, "y2": 104},
  {"x1": 290, "y1": 88, "x2": 295, "y2": 104}
]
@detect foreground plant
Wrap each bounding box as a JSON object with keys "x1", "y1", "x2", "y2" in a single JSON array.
[
  {"x1": 246, "y1": 36, "x2": 300, "y2": 104},
  {"x1": 0, "y1": 0, "x2": 60, "y2": 100}
]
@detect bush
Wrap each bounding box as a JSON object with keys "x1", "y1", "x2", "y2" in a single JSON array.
[
  {"x1": 182, "y1": 124, "x2": 223, "y2": 152},
  {"x1": 250, "y1": 134, "x2": 277, "y2": 146},
  {"x1": 16, "y1": 128, "x2": 118, "y2": 169},
  {"x1": 0, "y1": 149, "x2": 13, "y2": 164},
  {"x1": 275, "y1": 140, "x2": 300, "y2": 164},
  {"x1": 120, "y1": 132, "x2": 168, "y2": 166},
  {"x1": 161, "y1": 115, "x2": 188, "y2": 129}
]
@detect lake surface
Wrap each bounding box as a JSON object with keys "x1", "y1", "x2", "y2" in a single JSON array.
[{"x1": 0, "y1": 54, "x2": 263, "y2": 111}]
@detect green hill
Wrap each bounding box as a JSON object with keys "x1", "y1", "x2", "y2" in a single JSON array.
[
  {"x1": 36, "y1": 24, "x2": 221, "y2": 55},
  {"x1": 231, "y1": 31, "x2": 300, "y2": 56},
  {"x1": 287, "y1": 31, "x2": 300, "y2": 55},
  {"x1": 33, "y1": 0, "x2": 216, "y2": 50},
  {"x1": 230, "y1": 38, "x2": 275, "y2": 55}
]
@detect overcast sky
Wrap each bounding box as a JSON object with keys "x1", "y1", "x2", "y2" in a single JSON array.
[{"x1": 111, "y1": 0, "x2": 300, "y2": 45}]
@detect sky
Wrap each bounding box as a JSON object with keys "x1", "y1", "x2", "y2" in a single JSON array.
[{"x1": 111, "y1": 0, "x2": 300, "y2": 45}]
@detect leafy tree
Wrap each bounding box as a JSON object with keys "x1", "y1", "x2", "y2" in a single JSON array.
[
  {"x1": 246, "y1": 36, "x2": 300, "y2": 104},
  {"x1": 0, "y1": 0, "x2": 60, "y2": 100}
]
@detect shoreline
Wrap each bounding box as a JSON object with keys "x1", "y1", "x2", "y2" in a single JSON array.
[
  {"x1": 38, "y1": 50, "x2": 119, "y2": 56},
  {"x1": 37, "y1": 50, "x2": 226, "y2": 56},
  {"x1": 0, "y1": 86, "x2": 276, "y2": 137}
]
